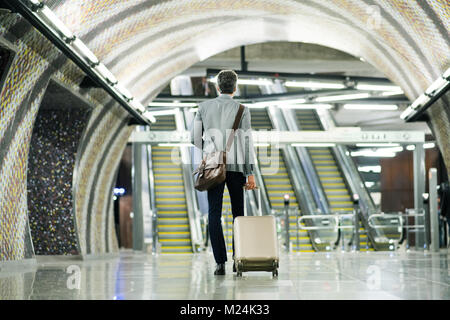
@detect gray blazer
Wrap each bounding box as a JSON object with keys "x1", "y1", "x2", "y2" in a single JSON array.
[{"x1": 190, "y1": 94, "x2": 255, "y2": 177}]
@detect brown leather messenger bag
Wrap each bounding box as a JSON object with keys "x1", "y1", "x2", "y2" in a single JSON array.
[{"x1": 193, "y1": 104, "x2": 245, "y2": 191}]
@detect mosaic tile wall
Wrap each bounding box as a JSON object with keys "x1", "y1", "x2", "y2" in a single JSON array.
[
  {"x1": 0, "y1": 12, "x2": 129, "y2": 261},
  {"x1": 27, "y1": 106, "x2": 91, "y2": 255}
]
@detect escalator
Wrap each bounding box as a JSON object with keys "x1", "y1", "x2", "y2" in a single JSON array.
[
  {"x1": 150, "y1": 115, "x2": 192, "y2": 254},
  {"x1": 294, "y1": 110, "x2": 373, "y2": 251},
  {"x1": 251, "y1": 108, "x2": 314, "y2": 252}
]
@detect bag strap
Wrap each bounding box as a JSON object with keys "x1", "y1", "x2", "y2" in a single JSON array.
[{"x1": 226, "y1": 104, "x2": 245, "y2": 152}]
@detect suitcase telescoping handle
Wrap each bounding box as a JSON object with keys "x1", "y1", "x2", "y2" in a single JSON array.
[{"x1": 243, "y1": 186, "x2": 261, "y2": 216}]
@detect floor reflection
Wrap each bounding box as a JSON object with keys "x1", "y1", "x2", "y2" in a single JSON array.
[{"x1": 0, "y1": 250, "x2": 448, "y2": 300}]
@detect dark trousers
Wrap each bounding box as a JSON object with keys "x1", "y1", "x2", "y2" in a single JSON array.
[{"x1": 207, "y1": 171, "x2": 246, "y2": 264}]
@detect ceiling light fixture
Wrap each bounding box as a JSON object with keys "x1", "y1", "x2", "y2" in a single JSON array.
[
  {"x1": 356, "y1": 143, "x2": 400, "y2": 147},
  {"x1": 292, "y1": 143, "x2": 336, "y2": 147},
  {"x1": 279, "y1": 104, "x2": 333, "y2": 110},
  {"x1": 343, "y1": 104, "x2": 398, "y2": 110},
  {"x1": 381, "y1": 90, "x2": 404, "y2": 96},
  {"x1": 71, "y1": 37, "x2": 100, "y2": 67},
  {"x1": 356, "y1": 84, "x2": 402, "y2": 91},
  {"x1": 316, "y1": 93, "x2": 371, "y2": 102},
  {"x1": 284, "y1": 81, "x2": 345, "y2": 89},
  {"x1": 248, "y1": 98, "x2": 307, "y2": 108},
  {"x1": 158, "y1": 143, "x2": 194, "y2": 147},
  {"x1": 94, "y1": 63, "x2": 118, "y2": 85},
  {"x1": 114, "y1": 83, "x2": 133, "y2": 101},
  {"x1": 208, "y1": 78, "x2": 273, "y2": 86},
  {"x1": 36, "y1": 5, "x2": 75, "y2": 42}
]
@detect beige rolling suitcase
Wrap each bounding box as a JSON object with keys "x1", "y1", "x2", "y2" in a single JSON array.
[{"x1": 234, "y1": 188, "x2": 279, "y2": 277}]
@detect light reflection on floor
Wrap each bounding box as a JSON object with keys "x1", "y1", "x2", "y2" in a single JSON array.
[{"x1": 0, "y1": 250, "x2": 449, "y2": 300}]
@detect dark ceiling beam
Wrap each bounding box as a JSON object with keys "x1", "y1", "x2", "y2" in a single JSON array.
[{"x1": 206, "y1": 68, "x2": 393, "y2": 84}]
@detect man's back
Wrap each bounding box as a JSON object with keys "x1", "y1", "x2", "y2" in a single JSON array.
[{"x1": 191, "y1": 94, "x2": 255, "y2": 176}]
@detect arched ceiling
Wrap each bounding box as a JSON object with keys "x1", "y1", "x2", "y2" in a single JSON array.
[{"x1": 44, "y1": 0, "x2": 449, "y2": 105}]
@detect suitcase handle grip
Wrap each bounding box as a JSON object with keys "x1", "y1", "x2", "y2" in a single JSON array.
[{"x1": 243, "y1": 186, "x2": 262, "y2": 216}]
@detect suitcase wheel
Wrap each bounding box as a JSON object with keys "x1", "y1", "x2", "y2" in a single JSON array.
[
  {"x1": 272, "y1": 269, "x2": 278, "y2": 277},
  {"x1": 236, "y1": 261, "x2": 243, "y2": 277}
]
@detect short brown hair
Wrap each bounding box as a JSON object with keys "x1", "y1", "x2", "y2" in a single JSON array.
[{"x1": 217, "y1": 70, "x2": 238, "y2": 94}]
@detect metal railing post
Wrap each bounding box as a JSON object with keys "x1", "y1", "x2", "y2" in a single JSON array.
[
  {"x1": 353, "y1": 195, "x2": 360, "y2": 252},
  {"x1": 429, "y1": 168, "x2": 440, "y2": 252},
  {"x1": 423, "y1": 193, "x2": 431, "y2": 250},
  {"x1": 284, "y1": 194, "x2": 290, "y2": 252}
]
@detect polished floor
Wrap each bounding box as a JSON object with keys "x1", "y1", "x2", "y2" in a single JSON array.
[{"x1": 0, "y1": 249, "x2": 449, "y2": 300}]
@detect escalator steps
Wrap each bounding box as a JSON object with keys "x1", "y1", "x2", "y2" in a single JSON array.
[{"x1": 153, "y1": 145, "x2": 193, "y2": 254}]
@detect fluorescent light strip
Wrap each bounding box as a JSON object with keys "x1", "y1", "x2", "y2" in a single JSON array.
[
  {"x1": 356, "y1": 84, "x2": 402, "y2": 91},
  {"x1": 158, "y1": 143, "x2": 193, "y2": 147},
  {"x1": 238, "y1": 79, "x2": 273, "y2": 86},
  {"x1": 94, "y1": 63, "x2": 118, "y2": 85},
  {"x1": 148, "y1": 102, "x2": 198, "y2": 107},
  {"x1": 351, "y1": 151, "x2": 396, "y2": 158},
  {"x1": 358, "y1": 166, "x2": 381, "y2": 173},
  {"x1": 114, "y1": 83, "x2": 133, "y2": 101},
  {"x1": 356, "y1": 143, "x2": 400, "y2": 147},
  {"x1": 248, "y1": 98, "x2": 307, "y2": 108},
  {"x1": 208, "y1": 78, "x2": 273, "y2": 86},
  {"x1": 444, "y1": 68, "x2": 450, "y2": 79},
  {"x1": 359, "y1": 146, "x2": 403, "y2": 153},
  {"x1": 407, "y1": 143, "x2": 436, "y2": 151},
  {"x1": 284, "y1": 81, "x2": 345, "y2": 89},
  {"x1": 343, "y1": 104, "x2": 398, "y2": 110},
  {"x1": 425, "y1": 77, "x2": 448, "y2": 95},
  {"x1": 400, "y1": 106, "x2": 414, "y2": 120},
  {"x1": 38, "y1": 5, "x2": 74, "y2": 41},
  {"x1": 316, "y1": 93, "x2": 370, "y2": 102},
  {"x1": 71, "y1": 37, "x2": 99, "y2": 66},
  {"x1": 279, "y1": 104, "x2": 333, "y2": 110},
  {"x1": 410, "y1": 94, "x2": 429, "y2": 109},
  {"x1": 381, "y1": 90, "x2": 404, "y2": 96},
  {"x1": 129, "y1": 99, "x2": 146, "y2": 113},
  {"x1": 292, "y1": 143, "x2": 336, "y2": 147}
]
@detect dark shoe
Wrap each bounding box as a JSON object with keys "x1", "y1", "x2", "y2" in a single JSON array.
[{"x1": 214, "y1": 263, "x2": 225, "y2": 275}]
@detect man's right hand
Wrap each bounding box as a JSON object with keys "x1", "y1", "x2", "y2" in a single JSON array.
[{"x1": 245, "y1": 175, "x2": 256, "y2": 190}]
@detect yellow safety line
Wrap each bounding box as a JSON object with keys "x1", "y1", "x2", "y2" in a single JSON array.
[
  {"x1": 158, "y1": 224, "x2": 189, "y2": 228},
  {"x1": 158, "y1": 231, "x2": 190, "y2": 235},
  {"x1": 157, "y1": 204, "x2": 186, "y2": 208},
  {"x1": 155, "y1": 186, "x2": 184, "y2": 189},
  {"x1": 156, "y1": 191, "x2": 185, "y2": 195}
]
